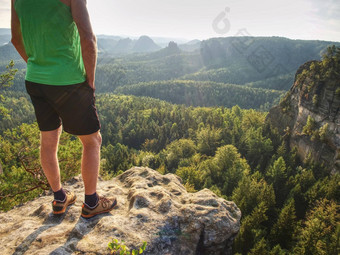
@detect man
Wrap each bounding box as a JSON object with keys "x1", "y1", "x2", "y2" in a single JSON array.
[{"x1": 11, "y1": 0, "x2": 117, "y2": 218}]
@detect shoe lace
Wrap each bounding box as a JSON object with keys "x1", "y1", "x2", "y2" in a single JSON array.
[{"x1": 99, "y1": 196, "x2": 111, "y2": 208}]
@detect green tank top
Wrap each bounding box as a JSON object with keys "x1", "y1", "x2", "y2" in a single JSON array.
[{"x1": 15, "y1": 0, "x2": 86, "y2": 85}]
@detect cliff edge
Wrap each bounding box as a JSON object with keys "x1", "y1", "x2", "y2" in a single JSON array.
[
  {"x1": 267, "y1": 47, "x2": 340, "y2": 173},
  {"x1": 0, "y1": 166, "x2": 241, "y2": 255}
]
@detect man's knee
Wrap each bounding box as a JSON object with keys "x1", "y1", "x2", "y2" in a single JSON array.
[
  {"x1": 79, "y1": 131, "x2": 102, "y2": 148},
  {"x1": 95, "y1": 131, "x2": 102, "y2": 146},
  {"x1": 40, "y1": 127, "x2": 62, "y2": 150}
]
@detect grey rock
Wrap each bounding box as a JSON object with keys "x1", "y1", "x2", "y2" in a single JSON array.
[{"x1": 0, "y1": 166, "x2": 241, "y2": 255}]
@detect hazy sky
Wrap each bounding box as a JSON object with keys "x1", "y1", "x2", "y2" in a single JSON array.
[{"x1": 1, "y1": 0, "x2": 339, "y2": 42}]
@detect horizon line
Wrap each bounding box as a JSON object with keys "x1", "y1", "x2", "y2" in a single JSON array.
[{"x1": 1, "y1": 27, "x2": 340, "y2": 43}]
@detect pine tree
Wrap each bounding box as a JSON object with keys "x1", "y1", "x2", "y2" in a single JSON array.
[
  {"x1": 294, "y1": 199, "x2": 339, "y2": 255},
  {"x1": 270, "y1": 199, "x2": 297, "y2": 249}
]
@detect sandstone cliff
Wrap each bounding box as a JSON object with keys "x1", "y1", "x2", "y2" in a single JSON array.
[
  {"x1": 0, "y1": 167, "x2": 241, "y2": 255},
  {"x1": 267, "y1": 58, "x2": 340, "y2": 173}
]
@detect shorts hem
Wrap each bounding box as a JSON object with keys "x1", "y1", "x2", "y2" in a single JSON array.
[
  {"x1": 63, "y1": 126, "x2": 101, "y2": 136},
  {"x1": 38, "y1": 123, "x2": 62, "y2": 132}
]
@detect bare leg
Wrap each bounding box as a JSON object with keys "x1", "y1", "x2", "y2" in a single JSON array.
[
  {"x1": 40, "y1": 126, "x2": 62, "y2": 192},
  {"x1": 78, "y1": 131, "x2": 102, "y2": 195}
]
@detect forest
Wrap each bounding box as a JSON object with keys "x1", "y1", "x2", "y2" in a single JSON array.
[
  {"x1": 0, "y1": 41, "x2": 339, "y2": 254},
  {"x1": 115, "y1": 80, "x2": 284, "y2": 110}
]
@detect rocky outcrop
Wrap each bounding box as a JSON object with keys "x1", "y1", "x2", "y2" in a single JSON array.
[
  {"x1": 267, "y1": 61, "x2": 340, "y2": 173},
  {"x1": 0, "y1": 167, "x2": 241, "y2": 255}
]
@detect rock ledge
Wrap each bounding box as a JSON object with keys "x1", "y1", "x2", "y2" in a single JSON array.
[{"x1": 0, "y1": 167, "x2": 241, "y2": 255}]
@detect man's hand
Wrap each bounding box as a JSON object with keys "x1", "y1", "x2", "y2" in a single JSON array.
[
  {"x1": 11, "y1": 0, "x2": 28, "y2": 63},
  {"x1": 71, "y1": 0, "x2": 97, "y2": 90}
]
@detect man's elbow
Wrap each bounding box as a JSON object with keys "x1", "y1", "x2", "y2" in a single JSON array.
[{"x1": 81, "y1": 34, "x2": 97, "y2": 49}]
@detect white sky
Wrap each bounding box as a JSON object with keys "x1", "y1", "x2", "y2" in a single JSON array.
[{"x1": 1, "y1": 0, "x2": 339, "y2": 42}]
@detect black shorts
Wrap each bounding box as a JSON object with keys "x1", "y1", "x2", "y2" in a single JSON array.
[{"x1": 25, "y1": 80, "x2": 101, "y2": 135}]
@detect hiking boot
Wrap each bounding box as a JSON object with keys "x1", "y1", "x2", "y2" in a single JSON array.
[
  {"x1": 81, "y1": 195, "x2": 117, "y2": 219},
  {"x1": 52, "y1": 189, "x2": 77, "y2": 215}
]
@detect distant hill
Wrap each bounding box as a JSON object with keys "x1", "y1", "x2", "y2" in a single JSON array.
[
  {"x1": 178, "y1": 37, "x2": 340, "y2": 90},
  {"x1": 96, "y1": 34, "x2": 195, "y2": 54},
  {"x1": 113, "y1": 38, "x2": 133, "y2": 54},
  {"x1": 0, "y1": 28, "x2": 11, "y2": 46},
  {"x1": 148, "y1": 36, "x2": 192, "y2": 47},
  {"x1": 147, "y1": 41, "x2": 182, "y2": 58},
  {"x1": 132, "y1": 35, "x2": 161, "y2": 53},
  {"x1": 199, "y1": 37, "x2": 340, "y2": 75},
  {"x1": 0, "y1": 43, "x2": 21, "y2": 63},
  {"x1": 0, "y1": 35, "x2": 11, "y2": 46},
  {"x1": 96, "y1": 34, "x2": 123, "y2": 40},
  {"x1": 97, "y1": 38, "x2": 119, "y2": 54},
  {"x1": 178, "y1": 39, "x2": 201, "y2": 52},
  {"x1": 97, "y1": 35, "x2": 161, "y2": 56}
]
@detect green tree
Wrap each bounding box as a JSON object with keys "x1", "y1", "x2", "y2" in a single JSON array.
[
  {"x1": 232, "y1": 171, "x2": 276, "y2": 216},
  {"x1": 294, "y1": 199, "x2": 339, "y2": 255},
  {"x1": 249, "y1": 238, "x2": 270, "y2": 255},
  {"x1": 175, "y1": 165, "x2": 203, "y2": 191},
  {"x1": 266, "y1": 157, "x2": 288, "y2": 207},
  {"x1": 0, "y1": 61, "x2": 18, "y2": 118},
  {"x1": 102, "y1": 143, "x2": 132, "y2": 174},
  {"x1": 269, "y1": 245, "x2": 288, "y2": 255},
  {"x1": 270, "y1": 199, "x2": 297, "y2": 249},
  {"x1": 241, "y1": 127, "x2": 273, "y2": 171},
  {"x1": 164, "y1": 139, "x2": 196, "y2": 172},
  {"x1": 233, "y1": 202, "x2": 269, "y2": 254},
  {"x1": 302, "y1": 115, "x2": 316, "y2": 136},
  {"x1": 318, "y1": 123, "x2": 330, "y2": 142},
  {"x1": 305, "y1": 174, "x2": 340, "y2": 205},
  {"x1": 196, "y1": 125, "x2": 222, "y2": 156},
  {"x1": 202, "y1": 144, "x2": 249, "y2": 196},
  {"x1": 0, "y1": 60, "x2": 17, "y2": 90},
  {"x1": 288, "y1": 168, "x2": 316, "y2": 218},
  {"x1": 138, "y1": 152, "x2": 161, "y2": 170}
]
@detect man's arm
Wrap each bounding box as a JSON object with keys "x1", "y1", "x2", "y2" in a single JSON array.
[
  {"x1": 11, "y1": 0, "x2": 28, "y2": 63},
  {"x1": 71, "y1": 0, "x2": 97, "y2": 89}
]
